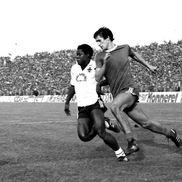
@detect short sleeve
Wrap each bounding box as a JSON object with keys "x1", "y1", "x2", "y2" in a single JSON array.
[{"x1": 128, "y1": 45, "x2": 136, "y2": 58}]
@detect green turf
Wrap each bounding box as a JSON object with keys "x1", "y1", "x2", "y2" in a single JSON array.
[{"x1": 0, "y1": 103, "x2": 181, "y2": 182}]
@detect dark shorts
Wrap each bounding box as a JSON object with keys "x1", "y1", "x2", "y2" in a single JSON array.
[
  {"x1": 121, "y1": 87, "x2": 139, "y2": 112},
  {"x1": 78, "y1": 101, "x2": 103, "y2": 119}
]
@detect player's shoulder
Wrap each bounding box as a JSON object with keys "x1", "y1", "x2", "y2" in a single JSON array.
[
  {"x1": 71, "y1": 63, "x2": 80, "y2": 73},
  {"x1": 86, "y1": 60, "x2": 96, "y2": 70},
  {"x1": 71, "y1": 63, "x2": 79, "y2": 69},
  {"x1": 89, "y1": 59, "x2": 96, "y2": 66},
  {"x1": 95, "y1": 49, "x2": 105, "y2": 55},
  {"x1": 117, "y1": 44, "x2": 130, "y2": 49}
]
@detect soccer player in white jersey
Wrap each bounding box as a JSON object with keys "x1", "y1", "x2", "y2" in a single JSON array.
[{"x1": 64, "y1": 44, "x2": 127, "y2": 161}]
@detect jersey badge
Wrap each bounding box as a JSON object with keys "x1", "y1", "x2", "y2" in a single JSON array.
[
  {"x1": 76, "y1": 73, "x2": 87, "y2": 82},
  {"x1": 87, "y1": 67, "x2": 92, "y2": 72}
]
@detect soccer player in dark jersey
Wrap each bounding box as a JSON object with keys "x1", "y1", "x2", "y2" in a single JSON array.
[
  {"x1": 64, "y1": 44, "x2": 127, "y2": 161},
  {"x1": 93, "y1": 27, "x2": 182, "y2": 155}
]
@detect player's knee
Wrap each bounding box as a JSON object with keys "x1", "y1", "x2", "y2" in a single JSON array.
[
  {"x1": 110, "y1": 102, "x2": 126, "y2": 114},
  {"x1": 78, "y1": 133, "x2": 90, "y2": 142},
  {"x1": 110, "y1": 103, "x2": 120, "y2": 114},
  {"x1": 97, "y1": 129, "x2": 107, "y2": 140}
]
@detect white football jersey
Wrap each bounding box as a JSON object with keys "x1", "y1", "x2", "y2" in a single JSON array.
[{"x1": 70, "y1": 60, "x2": 98, "y2": 107}]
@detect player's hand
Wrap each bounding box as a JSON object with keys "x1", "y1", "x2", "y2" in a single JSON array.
[
  {"x1": 64, "y1": 103, "x2": 71, "y2": 116},
  {"x1": 96, "y1": 83, "x2": 104, "y2": 95},
  {"x1": 103, "y1": 52, "x2": 110, "y2": 63},
  {"x1": 149, "y1": 65, "x2": 157, "y2": 73}
]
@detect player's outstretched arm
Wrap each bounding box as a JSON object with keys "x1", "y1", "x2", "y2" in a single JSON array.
[
  {"x1": 64, "y1": 85, "x2": 75, "y2": 116},
  {"x1": 131, "y1": 51, "x2": 157, "y2": 73}
]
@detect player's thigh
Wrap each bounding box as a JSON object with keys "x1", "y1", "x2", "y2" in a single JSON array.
[
  {"x1": 127, "y1": 104, "x2": 149, "y2": 124},
  {"x1": 77, "y1": 117, "x2": 91, "y2": 135},
  {"x1": 112, "y1": 92, "x2": 136, "y2": 109},
  {"x1": 90, "y1": 109, "x2": 105, "y2": 130}
]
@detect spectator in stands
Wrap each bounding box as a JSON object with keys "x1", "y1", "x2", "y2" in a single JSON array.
[
  {"x1": 32, "y1": 89, "x2": 39, "y2": 96},
  {"x1": 0, "y1": 39, "x2": 181, "y2": 95}
]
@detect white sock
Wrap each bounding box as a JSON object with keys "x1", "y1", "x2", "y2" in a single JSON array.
[
  {"x1": 115, "y1": 147, "x2": 126, "y2": 158},
  {"x1": 105, "y1": 120, "x2": 109, "y2": 128}
]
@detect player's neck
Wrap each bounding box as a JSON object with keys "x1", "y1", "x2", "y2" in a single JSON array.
[
  {"x1": 81, "y1": 60, "x2": 90, "y2": 70},
  {"x1": 106, "y1": 43, "x2": 117, "y2": 52}
]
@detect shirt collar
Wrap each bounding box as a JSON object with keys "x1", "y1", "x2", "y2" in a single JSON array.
[{"x1": 105, "y1": 45, "x2": 117, "y2": 52}]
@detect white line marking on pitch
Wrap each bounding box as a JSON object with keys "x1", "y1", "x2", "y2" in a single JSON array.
[{"x1": 0, "y1": 120, "x2": 75, "y2": 125}]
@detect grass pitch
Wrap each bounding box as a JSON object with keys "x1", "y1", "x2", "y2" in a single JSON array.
[{"x1": 0, "y1": 103, "x2": 182, "y2": 182}]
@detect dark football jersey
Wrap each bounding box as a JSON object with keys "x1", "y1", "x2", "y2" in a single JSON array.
[{"x1": 95, "y1": 45, "x2": 138, "y2": 98}]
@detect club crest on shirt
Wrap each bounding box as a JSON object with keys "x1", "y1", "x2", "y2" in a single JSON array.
[
  {"x1": 87, "y1": 67, "x2": 92, "y2": 72},
  {"x1": 76, "y1": 73, "x2": 87, "y2": 82}
]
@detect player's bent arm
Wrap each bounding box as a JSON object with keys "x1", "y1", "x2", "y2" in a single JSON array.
[
  {"x1": 94, "y1": 54, "x2": 106, "y2": 82},
  {"x1": 95, "y1": 60, "x2": 107, "y2": 82},
  {"x1": 64, "y1": 85, "x2": 75, "y2": 116},
  {"x1": 95, "y1": 67, "x2": 105, "y2": 81},
  {"x1": 65, "y1": 85, "x2": 75, "y2": 104}
]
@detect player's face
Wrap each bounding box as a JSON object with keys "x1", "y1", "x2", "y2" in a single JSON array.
[
  {"x1": 76, "y1": 49, "x2": 88, "y2": 66},
  {"x1": 95, "y1": 35, "x2": 109, "y2": 50}
]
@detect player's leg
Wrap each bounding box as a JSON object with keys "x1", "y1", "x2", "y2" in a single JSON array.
[
  {"x1": 98, "y1": 96, "x2": 120, "y2": 133},
  {"x1": 110, "y1": 92, "x2": 139, "y2": 154},
  {"x1": 77, "y1": 106, "x2": 97, "y2": 142},
  {"x1": 90, "y1": 108, "x2": 128, "y2": 161},
  {"x1": 104, "y1": 116, "x2": 120, "y2": 133},
  {"x1": 126, "y1": 104, "x2": 182, "y2": 148},
  {"x1": 77, "y1": 117, "x2": 97, "y2": 142}
]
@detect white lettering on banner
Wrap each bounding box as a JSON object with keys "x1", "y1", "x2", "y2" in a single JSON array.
[
  {"x1": 46, "y1": 95, "x2": 67, "y2": 103},
  {"x1": 147, "y1": 92, "x2": 178, "y2": 103},
  {"x1": 13, "y1": 95, "x2": 74, "y2": 103},
  {"x1": 32, "y1": 96, "x2": 44, "y2": 102},
  {"x1": 14, "y1": 96, "x2": 29, "y2": 103},
  {"x1": 139, "y1": 92, "x2": 149, "y2": 103},
  {"x1": 101, "y1": 93, "x2": 113, "y2": 103},
  {"x1": 0, "y1": 92, "x2": 181, "y2": 103},
  {"x1": 14, "y1": 96, "x2": 44, "y2": 103}
]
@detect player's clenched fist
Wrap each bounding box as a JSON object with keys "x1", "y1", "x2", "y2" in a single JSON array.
[{"x1": 64, "y1": 103, "x2": 71, "y2": 116}]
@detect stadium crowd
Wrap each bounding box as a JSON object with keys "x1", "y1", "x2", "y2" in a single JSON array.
[{"x1": 0, "y1": 41, "x2": 181, "y2": 96}]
